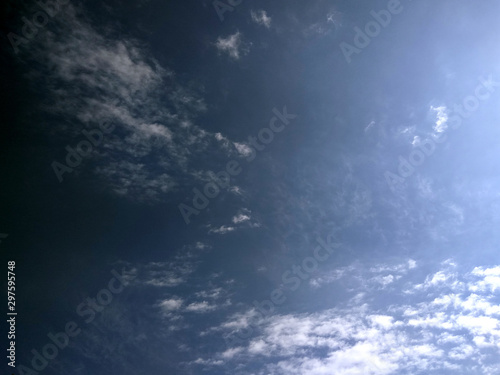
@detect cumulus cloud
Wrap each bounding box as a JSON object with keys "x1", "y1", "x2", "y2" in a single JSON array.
[
  {"x1": 159, "y1": 297, "x2": 184, "y2": 311},
  {"x1": 232, "y1": 213, "x2": 251, "y2": 224},
  {"x1": 196, "y1": 287, "x2": 223, "y2": 299},
  {"x1": 208, "y1": 209, "x2": 259, "y2": 235},
  {"x1": 195, "y1": 260, "x2": 500, "y2": 374},
  {"x1": 233, "y1": 142, "x2": 253, "y2": 157},
  {"x1": 215, "y1": 32, "x2": 248, "y2": 60},
  {"x1": 232, "y1": 208, "x2": 253, "y2": 225},
  {"x1": 431, "y1": 105, "x2": 449, "y2": 133},
  {"x1": 251, "y1": 10, "x2": 272, "y2": 28},
  {"x1": 470, "y1": 266, "x2": 500, "y2": 292}
]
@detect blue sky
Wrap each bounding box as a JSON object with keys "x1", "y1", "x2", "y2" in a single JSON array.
[{"x1": 2, "y1": 0, "x2": 500, "y2": 374}]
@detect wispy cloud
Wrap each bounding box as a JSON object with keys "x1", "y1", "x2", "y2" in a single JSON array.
[
  {"x1": 232, "y1": 214, "x2": 250, "y2": 224},
  {"x1": 208, "y1": 209, "x2": 259, "y2": 234},
  {"x1": 123, "y1": 244, "x2": 202, "y2": 288},
  {"x1": 431, "y1": 105, "x2": 449, "y2": 133},
  {"x1": 233, "y1": 142, "x2": 253, "y2": 157},
  {"x1": 159, "y1": 297, "x2": 184, "y2": 311},
  {"x1": 251, "y1": 10, "x2": 272, "y2": 28},
  {"x1": 185, "y1": 301, "x2": 218, "y2": 313},
  {"x1": 215, "y1": 32, "x2": 248, "y2": 60},
  {"x1": 209, "y1": 225, "x2": 236, "y2": 234},
  {"x1": 24, "y1": 3, "x2": 237, "y2": 201},
  {"x1": 232, "y1": 208, "x2": 252, "y2": 224}
]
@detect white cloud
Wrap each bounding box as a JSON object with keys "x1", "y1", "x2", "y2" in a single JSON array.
[
  {"x1": 326, "y1": 10, "x2": 343, "y2": 28},
  {"x1": 185, "y1": 301, "x2": 217, "y2": 313},
  {"x1": 413, "y1": 270, "x2": 462, "y2": 291},
  {"x1": 309, "y1": 267, "x2": 351, "y2": 288},
  {"x1": 370, "y1": 259, "x2": 417, "y2": 274},
  {"x1": 229, "y1": 186, "x2": 244, "y2": 195},
  {"x1": 312, "y1": 260, "x2": 415, "y2": 290},
  {"x1": 215, "y1": 132, "x2": 226, "y2": 141},
  {"x1": 197, "y1": 260, "x2": 500, "y2": 374},
  {"x1": 470, "y1": 266, "x2": 500, "y2": 292},
  {"x1": 431, "y1": 105, "x2": 449, "y2": 133},
  {"x1": 216, "y1": 32, "x2": 247, "y2": 60},
  {"x1": 371, "y1": 274, "x2": 397, "y2": 287},
  {"x1": 159, "y1": 297, "x2": 184, "y2": 311},
  {"x1": 218, "y1": 309, "x2": 263, "y2": 332},
  {"x1": 251, "y1": 10, "x2": 272, "y2": 28},
  {"x1": 221, "y1": 347, "x2": 243, "y2": 359},
  {"x1": 369, "y1": 315, "x2": 396, "y2": 330},
  {"x1": 364, "y1": 120, "x2": 376, "y2": 133},
  {"x1": 449, "y1": 344, "x2": 476, "y2": 360},
  {"x1": 195, "y1": 287, "x2": 223, "y2": 299},
  {"x1": 144, "y1": 261, "x2": 194, "y2": 287},
  {"x1": 232, "y1": 213, "x2": 250, "y2": 224},
  {"x1": 209, "y1": 225, "x2": 236, "y2": 234},
  {"x1": 193, "y1": 358, "x2": 224, "y2": 366},
  {"x1": 233, "y1": 142, "x2": 253, "y2": 157},
  {"x1": 195, "y1": 242, "x2": 208, "y2": 250},
  {"x1": 23, "y1": 3, "x2": 236, "y2": 201},
  {"x1": 232, "y1": 209, "x2": 253, "y2": 225},
  {"x1": 124, "y1": 248, "x2": 200, "y2": 288}
]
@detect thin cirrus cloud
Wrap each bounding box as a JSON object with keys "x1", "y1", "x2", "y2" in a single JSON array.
[
  {"x1": 121, "y1": 243, "x2": 205, "y2": 288},
  {"x1": 251, "y1": 10, "x2": 272, "y2": 28},
  {"x1": 215, "y1": 31, "x2": 249, "y2": 60},
  {"x1": 185, "y1": 301, "x2": 218, "y2": 313},
  {"x1": 232, "y1": 213, "x2": 250, "y2": 224},
  {"x1": 207, "y1": 209, "x2": 259, "y2": 234},
  {"x1": 159, "y1": 297, "x2": 184, "y2": 312},
  {"x1": 208, "y1": 225, "x2": 236, "y2": 234},
  {"x1": 157, "y1": 286, "x2": 231, "y2": 322},
  {"x1": 23, "y1": 3, "x2": 243, "y2": 201},
  {"x1": 232, "y1": 208, "x2": 252, "y2": 224}
]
